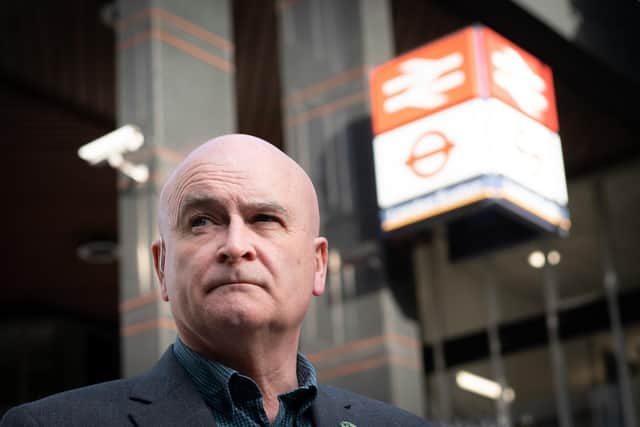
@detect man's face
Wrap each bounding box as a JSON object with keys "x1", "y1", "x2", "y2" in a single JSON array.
[{"x1": 152, "y1": 137, "x2": 327, "y2": 351}]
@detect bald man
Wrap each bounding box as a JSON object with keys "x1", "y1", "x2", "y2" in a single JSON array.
[{"x1": 1, "y1": 135, "x2": 428, "y2": 427}]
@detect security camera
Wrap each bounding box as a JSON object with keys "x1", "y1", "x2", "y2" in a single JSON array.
[
  {"x1": 78, "y1": 125, "x2": 144, "y2": 165},
  {"x1": 78, "y1": 125, "x2": 149, "y2": 183}
]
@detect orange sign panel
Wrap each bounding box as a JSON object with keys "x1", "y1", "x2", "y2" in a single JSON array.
[
  {"x1": 480, "y1": 27, "x2": 558, "y2": 132},
  {"x1": 369, "y1": 28, "x2": 479, "y2": 135},
  {"x1": 370, "y1": 26, "x2": 560, "y2": 135}
]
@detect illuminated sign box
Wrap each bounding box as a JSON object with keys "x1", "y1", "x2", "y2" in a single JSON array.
[{"x1": 369, "y1": 25, "x2": 570, "y2": 238}]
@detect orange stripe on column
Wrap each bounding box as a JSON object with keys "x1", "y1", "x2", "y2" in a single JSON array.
[
  {"x1": 276, "y1": 0, "x2": 299, "y2": 11},
  {"x1": 118, "y1": 29, "x2": 234, "y2": 73},
  {"x1": 388, "y1": 333, "x2": 421, "y2": 350},
  {"x1": 121, "y1": 317, "x2": 176, "y2": 337},
  {"x1": 307, "y1": 333, "x2": 421, "y2": 364},
  {"x1": 285, "y1": 91, "x2": 366, "y2": 128},
  {"x1": 116, "y1": 8, "x2": 153, "y2": 32},
  {"x1": 317, "y1": 354, "x2": 420, "y2": 382},
  {"x1": 150, "y1": 8, "x2": 233, "y2": 52},
  {"x1": 117, "y1": 7, "x2": 233, "y2": 53},
  {"x1": 118, "y1": 30, "x2": 152, "y2": 51},
  {"x1": 120, "y1": 290, "x2": 161, "y2": 312},
  {"x1": 117, "y1": 170, "x2": 167, "y2": 191},
  {"x1": 156, "y1": 145, "x2": 185, "y2": 162},
  {"x1": 153, "y1": 29, "x2": 233, "y2": 72},
  {"x1": 125, "y1": 145, "x2": 185, "y2": 164},
  {"x1": 284, "y1": 66, "x2": 365, "y2": 105},
  {"x1": 307, "y1": 335, "x2": 385, "y2": 364}
]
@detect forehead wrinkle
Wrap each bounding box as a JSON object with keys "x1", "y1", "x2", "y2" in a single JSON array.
[
  {"x1": 176, "y1": 193, "x2": 223, "y2": 220},
  {"x1": 178, "y1": 195, "x2": 288, "y2": 217},
  {"x1": 158, "y1": 134, "x2": 322, "y2": 237},
  {"x1": 169, "y1": 165, "x2": 248, "y2": 229}
]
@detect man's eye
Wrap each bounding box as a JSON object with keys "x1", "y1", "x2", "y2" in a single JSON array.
[
  {"x1": 253, "y1": 214, "x2": 278, "y2": 223},
  {"x1": 191, "y1": 216, "x2": 212, "y2": 228}
]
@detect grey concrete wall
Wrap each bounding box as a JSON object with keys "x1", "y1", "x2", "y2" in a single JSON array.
[
  {"x1": 277, "y1": 0, "x2": 426, "y2": 416},
  {"x1": 115, "y1": 0, "x2": 235, "y2": 377}
]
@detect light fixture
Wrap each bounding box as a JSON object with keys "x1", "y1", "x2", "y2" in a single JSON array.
[
  {"x1": 547, "y1": 250, "x2": 561, "y2": 265},
  {"x1": 456, "y1": 371, "x2": 515, "y2": 402},
  {"x1": 528, "y1": 249, "x2": 562, "y2": 268},
  {"x1": 78, "y1": 125, "x2": 149, "y2": 183},
  {"x1": 528, "y1": 250, "x2": 546, "y2": 269},
  {"x1": 76, "y1": 240, "x2": 119, "y2": 264}
]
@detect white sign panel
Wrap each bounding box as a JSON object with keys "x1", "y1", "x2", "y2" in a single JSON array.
[
  {"x1": 374, "y1": 99, "x2": 488, "y2": 209},
  {"x1": 485, "y1": 99, "x2": 568, "y2": 206},
  {"x1": 373, "y1": 98, "x2": 569, "y2": 231}
]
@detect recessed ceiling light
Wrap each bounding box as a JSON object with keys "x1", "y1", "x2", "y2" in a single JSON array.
[
  {"x1": 455, "y1": 370, "x2": 516, "y2": 402},
  {"x1": 547, "y1": 250, "x2": 561, "y2": 265},
  {"x1": 528, "y1": 250, "x2": 546, "y2": 269}
]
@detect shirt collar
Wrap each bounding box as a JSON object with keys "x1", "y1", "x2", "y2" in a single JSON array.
[{"x1": 173, "y1": 336, "x2": 318, "y2": 415}]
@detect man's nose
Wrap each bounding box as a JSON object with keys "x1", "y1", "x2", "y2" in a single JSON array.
[{"x1": 216, "y1": 218, "x2": 257, "y2": 263}]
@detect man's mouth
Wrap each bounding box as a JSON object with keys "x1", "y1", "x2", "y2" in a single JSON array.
[{"x1": 206, "y1": 277, "x2": 263, "y2": 292}]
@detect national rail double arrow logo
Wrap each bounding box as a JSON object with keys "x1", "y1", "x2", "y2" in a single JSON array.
[{"x1": 405, "y1": 130, "x2": 455, "y2": 178}]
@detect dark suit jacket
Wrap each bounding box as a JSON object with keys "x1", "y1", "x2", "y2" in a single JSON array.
[{"x1": 1, "y1": 347, "x2": 429, "y2": 426}]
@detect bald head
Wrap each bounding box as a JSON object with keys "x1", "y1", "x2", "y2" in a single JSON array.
[
  {"x1": 151, "y1": 134, "x2": 329, "y2": 354},
  {"x1": 158, "y1": 134, "x2": 320, "y2": 239}
]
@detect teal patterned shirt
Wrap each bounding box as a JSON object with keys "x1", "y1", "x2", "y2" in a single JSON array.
[{"x1": 173, "y1": 337, "x2": 318, "y2": 427}]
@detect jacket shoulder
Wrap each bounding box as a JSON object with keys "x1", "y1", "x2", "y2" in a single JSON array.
[
  {"x1": 1, "y1": 348, "x2": 203, "y2": 427},
  {"x1": 0, "y1": 378, "x2": 136, "y2": 427},
  {"x1": 316, "y1": 384, "x2": 432, "y2": 427}
]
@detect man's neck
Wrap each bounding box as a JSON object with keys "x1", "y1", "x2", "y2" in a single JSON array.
[{"x1": 181, "y1": 329, "x2": 302, "y2": 422}]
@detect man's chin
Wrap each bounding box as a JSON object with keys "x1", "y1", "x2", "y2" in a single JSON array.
[
  {"x1": 203, "y1": 300, "x2": 272, "y2": 329},
  {"x1": 216, "y1": 313, "x2": 272, "y2": 331}
]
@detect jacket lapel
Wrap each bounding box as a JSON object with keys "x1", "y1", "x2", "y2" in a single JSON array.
[
  {"x1": 127, "y1": 347, "x2": 216, "y2": 427},
  {"x1": 311, "y1": 385, "x2": 356, "y2": 427}
]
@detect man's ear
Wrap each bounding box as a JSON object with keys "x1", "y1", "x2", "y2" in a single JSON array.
[
  {"x1": 312, "y1": 237, "x2": 328, "y2": 296},
  {"x1": 151, "y1": 239, "x2": 169, "y2": 301}
]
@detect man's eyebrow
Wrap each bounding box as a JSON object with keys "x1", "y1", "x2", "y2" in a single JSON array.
[
  {"x1": 176, "y1": 194, "x2": 224, "y2": 219},
  {"x1": 176, "y1": 196, "x2": 289, "y2": 220},
  {"x1": 247, "y1": 201, "x2": 289, "y2": 217}
]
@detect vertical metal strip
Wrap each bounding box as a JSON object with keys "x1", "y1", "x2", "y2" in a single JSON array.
[
  {"x1": 594, "y1": 180, "x2": 638, "y2": 427},
  {"x1": 485, "y1": 259, "x2": 512, "y2": 427},
  {"x1": 541, "y1": 238, "x2": 573, "y2": 427},
  {"x1": 431, "y1": 225, "x2": 452, "y2": 422},
  {"x1": 413, "y1": 230, "x2": 451, "y2": 421},
  {"x1": 413, "y1": 241, "x2": 431, "y2": 418}
]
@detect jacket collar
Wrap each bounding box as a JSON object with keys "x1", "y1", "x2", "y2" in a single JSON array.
[
  {"x1": 127, "y1": 347, "x2": 215, "y2": 427},
  {"x1": 126, "y1": 347, "x2": 358, "y2": 427}
]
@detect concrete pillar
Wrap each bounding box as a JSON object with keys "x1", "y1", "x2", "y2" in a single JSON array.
[
  {"x1": 278, "y1": 0, "x2": 426, "y2": 416},
  {"x1": 115, "y1": 0, "x2": 235, "y2": 377}
]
